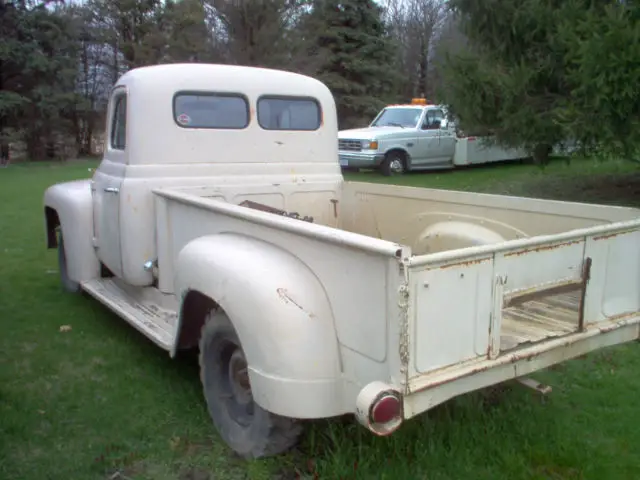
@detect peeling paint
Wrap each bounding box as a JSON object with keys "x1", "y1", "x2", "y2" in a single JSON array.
[
  {"x1": 593, "y1": 229, "x2": 636, "y2": 241},
  {"x1": 438, "y1": 257, "x2": 491, "y2": 270},
  {"x1": 504, "y1": 240, "x2": 582, "y2": 257}
]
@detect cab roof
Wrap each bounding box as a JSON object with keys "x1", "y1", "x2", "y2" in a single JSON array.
[
  {"x1": 384, "y1": 104, "x2": 437, "y2": 109},
  {"x1": 115, "y1": 63, "x2": 333, "y2": 102},
  {"x1": 108, "y1": 63, "x2": 339, "y2": 166}
]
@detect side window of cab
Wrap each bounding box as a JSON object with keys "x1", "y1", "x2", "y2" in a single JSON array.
[
  {"x1": 421, "y1": 109, "x2": 444, "y2": 130},
  {"x1": 110, "y1": 93, "x2": 127, "y2": 150}
]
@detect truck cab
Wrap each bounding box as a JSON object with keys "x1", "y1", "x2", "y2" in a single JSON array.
[{"x1": 47, "y1": 63, "x2": 341, "y2": 290}]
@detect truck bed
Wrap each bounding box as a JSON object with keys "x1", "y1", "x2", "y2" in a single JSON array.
[
  {"x1": 339, "y1": 181, "x2": 640, "y2": 254},
  {"x1": 153, "y1": 180, "x2": 640, "y2": 420}
]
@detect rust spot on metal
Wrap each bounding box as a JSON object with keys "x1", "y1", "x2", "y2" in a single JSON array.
[
  {"x1": 600, "y1": 310, "x2": 638, "y2": 325},
  {"x1": 417, "y1": 363, "x2": 494, "y2": 391},
  {"x1": 594, "y1": 232, "x2": 620, "y2": 241},
  {"x1": 577, "y1": 257, "x2": 592, "y2": 332},
  {"x1": 504, "y1": 240, "x2": 581, "y2": 257},
  {"x1": 439, "y1": 257, "x2": 491, "y2": 270},
  {"x1": 277, "y1": 288, "x2": 316, "y2": 318},
  {"x1": 410, "y1": 312, "x2": 640, "y2": 395},
  {"x1": 593, "y1": 229, "x2": 636, "y2": 241},
  {"x1": 330, "y1": 199, "x2": 338, "y2": 218},
  {"x1": 239, "y1": 200, "x2": 314, "y2": 223}
]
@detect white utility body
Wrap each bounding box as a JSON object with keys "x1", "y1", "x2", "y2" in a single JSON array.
[{"x1": 44, "y1": 63, "x2": 640, "y2": 459}]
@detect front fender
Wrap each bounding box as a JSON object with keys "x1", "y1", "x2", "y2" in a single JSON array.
[
  {"x1": 44, "y1": 179, "x2": 100, "y2": 284},
  {"x1": 174, "y1": 233, "x2": 345, "y2": 418}
]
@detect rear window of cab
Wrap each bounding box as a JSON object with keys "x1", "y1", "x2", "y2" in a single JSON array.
[
  {"x1": 173, "y1": 92, "x2": 321, "y2": 131},
  {"x1": 173, "y1": 92, "x2": 249, "y2": 129},
  {"x1": 257, "y1": 96, "x2": 321, "y2": 131}
]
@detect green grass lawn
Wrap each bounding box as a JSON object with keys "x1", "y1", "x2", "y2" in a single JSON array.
[{"x1": 1, "y1": 157, "x2": 639, "y2": 480}]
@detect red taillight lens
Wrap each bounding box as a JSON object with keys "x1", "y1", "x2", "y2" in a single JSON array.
[{"x1": 370, "y1": 394, "x2": 401, "y2": 424}]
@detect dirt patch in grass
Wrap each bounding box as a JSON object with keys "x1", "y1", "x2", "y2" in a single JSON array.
[{"x1": 518, "y1": 171, "x2": 640, "y2": 207}]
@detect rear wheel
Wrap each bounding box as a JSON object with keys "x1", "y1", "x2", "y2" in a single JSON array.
[
  {"x1": 198, "y1": 309, "x2": 303, "y2": 458},
  {"x1": 57, "y1": 230, "x2": 80, "y2": 293},
  {"x1": 380, "y1": 152, "x2": 406, "y2": 176}
]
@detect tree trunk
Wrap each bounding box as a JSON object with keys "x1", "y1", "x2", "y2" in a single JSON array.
[
  {"x1": 84, "y1": 121, "x2": 94, "y2": 156},
  {"x1": 0, "y1": 141, "x2": 9, "y2": 166},
  {"x1": 533, "y1": 143, "x2": 552, "y2": 165}
]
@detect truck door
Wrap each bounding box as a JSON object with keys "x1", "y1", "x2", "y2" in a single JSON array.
[
  {"x1": 436, "y1": 111, "x2": 457, "y2": 161},
  {"x1": 92, "y1": 87, "x2": 127, "y2": 278},
  {"x1": 413, "y1": 110, "x2": 440, "y2": 166},
  {"x1": 416, "y1": 108, "x2": 451, "y2": 167}
]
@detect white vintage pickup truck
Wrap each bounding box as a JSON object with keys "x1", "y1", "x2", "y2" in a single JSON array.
[{"x1": 44, "y1": 63, "x2": 640, "y2": 459}]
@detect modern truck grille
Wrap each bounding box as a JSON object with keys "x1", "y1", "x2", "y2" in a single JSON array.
[{"x1": 338, "y1": 139, "x2": 362, "y2": 152}]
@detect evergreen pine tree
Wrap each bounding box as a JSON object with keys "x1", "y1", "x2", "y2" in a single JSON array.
[
  {"x1": 440, "y1": 0, "x2": 640, "y2": 163},
  {"x1": 307, "y1": 0, "x2": 401, "y2": 128}
]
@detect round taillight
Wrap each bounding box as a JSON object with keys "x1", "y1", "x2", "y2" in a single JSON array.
[{"x1": 370, "y1": 394, "x2": 401, "y2": 425}]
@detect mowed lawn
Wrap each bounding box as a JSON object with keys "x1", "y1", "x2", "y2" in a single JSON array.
[{"x1": 1, "y1": 157, "x2": 640, "y2": 480}]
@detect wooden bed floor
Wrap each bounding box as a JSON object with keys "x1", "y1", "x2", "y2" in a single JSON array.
[{"x1": 501, "y1": 291, "x2": 582, "y2": 351}]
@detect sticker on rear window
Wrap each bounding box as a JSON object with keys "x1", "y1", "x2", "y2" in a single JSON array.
[{"x1": 176, "y1": 113, "x2": 191, "y2": 126}]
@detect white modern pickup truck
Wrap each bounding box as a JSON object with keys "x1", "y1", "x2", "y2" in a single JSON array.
[
  {"x1": 338, "y1": 99, "x2": 528, "y2": 175},
  {"x1": 44, "y1": 63, "x2": 640, "y2": 459}
]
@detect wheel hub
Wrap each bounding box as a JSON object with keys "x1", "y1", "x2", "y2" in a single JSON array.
[
  {"x1": 228, "y1": 348, "x2": 252, "y2": 405},
  {"x1": 390, "y1": 159, "x2": 403, "y2": 173}
]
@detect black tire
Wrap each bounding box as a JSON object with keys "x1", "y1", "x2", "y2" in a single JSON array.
[
  {"x1": 198, "y1": 310, "x2": 303, "y2": 459},
  {"x1": 57, "y1": 230, "x2": 81, "y2": 293},
  {"x1": 380, "y1": 152, "x2": 406, "y2": 176}
]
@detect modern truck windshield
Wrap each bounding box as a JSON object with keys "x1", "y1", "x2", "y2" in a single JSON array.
[{"x1": 370, "y1": 107, "x2": 423, "y2": 128}]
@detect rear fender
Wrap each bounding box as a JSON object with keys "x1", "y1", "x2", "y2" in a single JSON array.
[
  {"x1": 174, "y1": 233, "x2": 344, "y2": 418},
  {"x1": 43, "y1": 180, "x2": 100, "y2": 284},
  {"x1": 416, "y1": 221, "x2": 507, "y2": 254}
]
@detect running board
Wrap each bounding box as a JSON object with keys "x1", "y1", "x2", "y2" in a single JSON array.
[{"x1": 82, "y1": 279, "x2": 175, "y2": 350}]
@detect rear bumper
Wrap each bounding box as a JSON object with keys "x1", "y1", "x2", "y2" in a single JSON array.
[
  {"x1": 403, "y1": 313, "x2": 640, "y2": 418},
  {"x1": 339, "y1": 151, "x2": 385, "y2": 168}
]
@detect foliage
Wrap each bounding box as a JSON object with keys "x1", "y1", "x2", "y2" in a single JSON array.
[
  {"x1": 306, "y1": 0, "x2": 402, "y2": 128},
  {"x1": 163, "y1": 0, "x2": 213, "y2": 63},
  {"x1": 556, "y1": 1, "x2": 640, "y2": 161},
  {"x1": 440, "y1": 0, "x2": 640, "y2": 164},
  {"x1": 0, "y1": 1, "x2": 82, "y2": 160},
  {"x1": 383, "y1": 0, "x2": 448, "y2": 101},
  {"x1": 1, "y1": 0, "x2": 638, "y2": 161}
]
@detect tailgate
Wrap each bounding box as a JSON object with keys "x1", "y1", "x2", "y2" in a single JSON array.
[{"x1": 404, "y1": 219, "x2": 640, "y2": 396}]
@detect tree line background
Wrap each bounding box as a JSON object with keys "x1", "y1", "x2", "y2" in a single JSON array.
[{"x1": 1, "y1": 0, "x2": 638, "y2": 164}]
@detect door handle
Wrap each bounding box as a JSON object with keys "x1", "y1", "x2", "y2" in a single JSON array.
[{"x1": 104, "y1": 187, "x2": 119, "y2": 194}]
